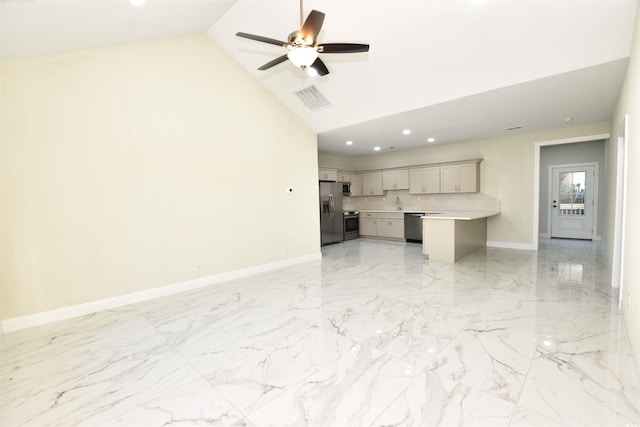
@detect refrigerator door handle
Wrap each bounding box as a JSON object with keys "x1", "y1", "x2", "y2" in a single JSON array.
[{"x1": 329, "y1": 194, "x2": 334, "y2": 220}]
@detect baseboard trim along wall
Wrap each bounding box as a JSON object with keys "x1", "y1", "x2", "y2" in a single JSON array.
[
  {"x1": 486, "y1": 241, "x2": 536, "y2": 251},
  {"x1": 1, "y1": 252, "x2": 322, "y2": 334}
]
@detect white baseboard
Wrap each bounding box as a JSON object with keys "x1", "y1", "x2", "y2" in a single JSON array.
[
  {"x1": 539, "y1": 234, "x2": 601, "y2": 241},
  {"x1": 1, "y1": 252, "x2": 322, "y2": 334},
  {"x1": 486, "y1": 241, "x2": 536, "y2": 250}
]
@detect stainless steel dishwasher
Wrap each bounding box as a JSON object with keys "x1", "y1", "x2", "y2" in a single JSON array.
[{"x1": 404, "y1": 212, "x2": 425, "y2": 243}]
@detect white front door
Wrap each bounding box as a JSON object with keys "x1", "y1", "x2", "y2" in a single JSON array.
[{"x1": 550, "y1": 164, "x2": 596, "y2": 239}]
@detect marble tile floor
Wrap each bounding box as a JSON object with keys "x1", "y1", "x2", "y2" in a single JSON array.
[{"x1": 1, "y1": 238, "x2": 639, "y2": 426}]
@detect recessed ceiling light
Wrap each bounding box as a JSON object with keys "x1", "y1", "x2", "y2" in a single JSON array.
[
  {"x1": 129, "y1": 0, "x2": 146, "y2": 5},
  {"x1": 374, "y1": 146, "x2": 381, "y2": 151},
  {"x1": 346, "y1": 140, "x2": 353, "y2": 145},
  {"x1": 306, "y1": 67, "x2": 318, "y2": 77},
  {"x1": 565, "y1": 116, "x2": 573, "y2": 123},
  {"x1": 402, "y1": 129, "x2": 411, "y2": 135},
  {"x1": 427, "y1": 137, "x2": 435, "y2": 143}
]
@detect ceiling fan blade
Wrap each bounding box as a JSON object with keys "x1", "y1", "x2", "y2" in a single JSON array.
[
  {"x1": 236, "y1": 32, "x2": 287, "y2": 47},
  {"x1": 309, "y1": 57, "x2": 329, "y2": 76},
  {"x1": 258, "y1": 54, "x2": 289, "y2": 70},
  {"x1": 300, "y1": 10, "x2": 325, "y2": 43},
  {"x1": 317, "y1": 43, "x2": 370, "y2": 54}
]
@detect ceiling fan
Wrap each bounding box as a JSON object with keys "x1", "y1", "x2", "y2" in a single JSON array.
[{"x1": 235, "y1": 3, "x2": 369, "y2": 76}]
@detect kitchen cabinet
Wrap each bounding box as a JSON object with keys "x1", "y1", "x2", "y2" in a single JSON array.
[
  {"x1": 409, "y1": 166, "x2": 441, "y2": 194},
  {"x1": 377, "y1": 215, "x2": 404, "y2": 238},
  {"x1": 320, "y1": 158, "x2": 481, "y2": 194},
  {"x1": 337, "y1": 171, "x2": 351, "y2": 183},
  {"x1": 362, "y1": 172, "x2": 383, "y2": 196},
  {"x1": 360, "y1": 217, "x2": 377, "y2": 236},
  {"x1": 440, "y1": 162, "x2": 479, "y2": 193},
  {"x1": 350, "y1": 174, "x2": 363, "y2": 196},
  {"x1": 359, "y1": 212, "x2": 404, "y2": 239},
  {"x1": 318, "y1": 168, "x2": 338, "y2": 182},
  {"x1": 382, "y1": 169, "x2": 409, "y2": 190}
]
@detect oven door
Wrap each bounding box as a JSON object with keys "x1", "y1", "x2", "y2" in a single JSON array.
[{"x1": 343, "y1": 215, "x2": 359, "y2": 240}]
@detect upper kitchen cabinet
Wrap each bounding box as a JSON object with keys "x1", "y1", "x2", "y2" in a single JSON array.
[
  {"x1": 440, "y1": 161, "x2": 480, "y2": 193},
  {"x1": 350, "y1": 174, "x2": 363, "y2": 196},
  {"x1": 318, "y1": 168, "x2": 338, "y2": 182},
  {"x1": 382, "y1": 169, "x2": 409, "y2": 190},
  {"x1": 409, "y1": 166, "x2": 440, "y2": 194},
  {"x1": 362, "y1": 172, "x2": 383, "y2": 196},
  {"x1": 337, "y1": 171, "x2": 351, "y2": 183}
]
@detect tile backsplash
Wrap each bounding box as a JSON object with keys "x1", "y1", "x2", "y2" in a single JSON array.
[{"x1": 343, "y1": 190, "x2": 500, "y2": 212}]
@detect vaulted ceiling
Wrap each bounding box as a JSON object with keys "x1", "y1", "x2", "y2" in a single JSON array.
[{"x1": 2, "y1": 0, "x2": 637, "y2": 156}]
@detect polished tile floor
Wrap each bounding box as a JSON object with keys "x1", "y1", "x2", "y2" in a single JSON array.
[{"x1": 2, "y1": 239, "x2": 639, "y2": 426}]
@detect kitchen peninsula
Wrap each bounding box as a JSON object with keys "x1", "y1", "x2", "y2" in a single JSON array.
[{"x1": 422, "y1": 211, "x2": 499, "y2": 262}]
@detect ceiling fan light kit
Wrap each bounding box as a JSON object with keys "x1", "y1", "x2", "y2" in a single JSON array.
[
  {"x1": 287, "y1": 47, "x2": 318, "y2": 68},
  {"x1": 236, "y1": 8, "x2": 369, "y2": 76}
]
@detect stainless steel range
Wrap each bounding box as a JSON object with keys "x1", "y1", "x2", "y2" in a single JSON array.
[{"x1": 343, "y1": 211, "x2": 359, "y2": 241}]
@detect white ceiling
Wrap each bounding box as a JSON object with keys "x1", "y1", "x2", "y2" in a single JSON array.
[{"x1": 2, "y1": 0, "x2": 637, "y2": 157}]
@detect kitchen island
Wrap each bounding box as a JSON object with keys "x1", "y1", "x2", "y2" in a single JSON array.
[{"x1": 422, "y1": 211, "x2": 500, "y2": 262}]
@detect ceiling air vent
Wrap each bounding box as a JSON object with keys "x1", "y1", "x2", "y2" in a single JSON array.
[{"x1": 294, "y1": 85, "x2": 332, "y2": 111}]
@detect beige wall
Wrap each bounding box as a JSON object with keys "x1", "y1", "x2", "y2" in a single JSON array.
[
  {"x1": 538, "y1": 140, "x2": 606, "y2": 237},
  {"x1": 320, "y1": 121, "x2": 610, "y2": 246},
  {"x1": 0, "y1": 35, "x2": 320, "y2": 320},
  {"x1": 608, "y1": 6, "x2": 640, "y2": 366}
]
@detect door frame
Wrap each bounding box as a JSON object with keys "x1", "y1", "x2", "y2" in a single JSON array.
[
  {"x1": 547, "y1": 162, "x2": 598, "y2": 240},
  {"x1": 532, "y1": 133, "x2": 610, "y2": 250},
  {"x1": 612, "y1": 115, "x2": 628, "y2": 303}
]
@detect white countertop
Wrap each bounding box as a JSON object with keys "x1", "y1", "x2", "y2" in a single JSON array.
[
  {"x1": 420, "y1": 210, "x2": 500, "y2": 220},
  {"x1": 354, "y1": 209, "x2": 500, "y2": 220},
  {"x1": 357, "y1": 210, "x2": 430, "y2": 214}
]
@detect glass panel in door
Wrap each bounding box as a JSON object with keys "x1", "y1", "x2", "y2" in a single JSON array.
[{"x1": 558, "y1": 171, "x2": 586, "y2": 216}]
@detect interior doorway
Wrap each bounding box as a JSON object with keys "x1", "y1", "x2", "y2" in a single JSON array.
[
  {"x1": 549, "y1": 163, "x2": 597, "y2": 239},
  {"x1": 532, "y1": 132, "x2": 610, "y2": 250}
]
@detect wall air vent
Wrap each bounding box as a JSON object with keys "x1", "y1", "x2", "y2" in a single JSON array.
[{"x1": 294, "y1": 85, "x2": 332, "y2": 111}]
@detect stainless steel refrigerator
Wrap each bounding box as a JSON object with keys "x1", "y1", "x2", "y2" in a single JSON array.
[{"x1": 319, "y1": 182, "x2": 344, "y2": 245}]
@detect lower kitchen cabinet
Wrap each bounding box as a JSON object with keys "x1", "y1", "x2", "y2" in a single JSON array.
[
  {"x1": 377, "y1": 218, "x2": 404, "y2": 238},
  {"x1": 360, "y1": 217, "x2": 377, "y2": 236},
  {"x1": 359, "y1": 212, "x2": 405, "y2": 239}
]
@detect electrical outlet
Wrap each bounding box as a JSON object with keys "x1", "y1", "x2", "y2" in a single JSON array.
[
  {"x1": 175, "y1": 267, "x2": 182, "y2": 276},
  {"x1": 195, "y1": 264, "x2": 202, "y2": 272},
  {"x1": 628, "y1": 293, "x2": 631, "y2": 308}
]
